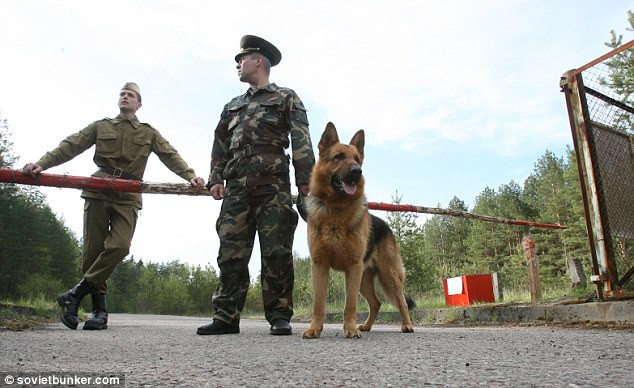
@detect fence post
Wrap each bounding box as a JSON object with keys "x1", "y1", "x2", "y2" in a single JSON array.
[{"x1": 522, "y1": 236, "x2": 542, "y2": 303}]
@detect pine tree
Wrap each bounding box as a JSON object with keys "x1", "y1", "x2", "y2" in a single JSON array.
[
  {"x1": 465, "y1": 183, "x2": 534, "y2": 288},
  {"x1": 523, "y1": 151, "x2": 572, "y2": 286},
  {"x1": 557, "y1": 148, "x2": 592, "y2": 276},
  {"x1": 466, "y1": 187, "x2": 504, "y2": 272},
  {"x1": 0, "y1": 116, "x2": 81, "y2": 297},
  {"x1": 600, "y1": 10, "x2": 634, "y2": 133},
  {"x1": 604, "y1": 10, "x2": 634, "y2": 105},
  {"x1": 0, "y1": 116, "x2": 17, "y2": 168},
  {"x1": 386, "y1": 191, "x2": 434, "y2": 295}
]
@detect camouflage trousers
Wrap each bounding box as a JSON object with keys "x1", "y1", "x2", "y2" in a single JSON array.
[
  {"x1": 82, "y1": 198, "x2": 138, "y2": 294},
  {"x1": 212, "y1": 183, "x2": 298, "y2": 325}
]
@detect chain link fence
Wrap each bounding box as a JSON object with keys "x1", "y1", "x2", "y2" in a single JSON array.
[{"x1": 562, "y1": 41, "x2": 634, "y2": 297}]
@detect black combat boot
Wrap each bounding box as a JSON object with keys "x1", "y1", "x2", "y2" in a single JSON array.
[
  {"x1": 56, "y1": 279, "x2": 93, "y2": 330},
  {"x1": 270, "y1": 319, "x2": 292, "y2": 335},
  {"x1": 196, "y1": 319, "x2": 240, "y2": 335},
  {"x1": 83, "y1": 293, "x2": 108, "y2": 330}
]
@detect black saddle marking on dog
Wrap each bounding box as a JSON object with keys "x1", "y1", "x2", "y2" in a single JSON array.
[{"x1": 363, "y1": 214, "x2": 393, "y2": 263}]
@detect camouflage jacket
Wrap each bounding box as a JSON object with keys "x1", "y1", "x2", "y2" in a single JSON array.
[
  {"x1": 208, "y1": 83, "x2": 315, "y2": 187},
  {"x1": 36, "y1": 114, "x2": 197, "y2": 208}
]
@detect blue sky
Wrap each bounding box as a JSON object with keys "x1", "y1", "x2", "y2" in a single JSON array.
[{"x1": 0, "y1": 1, "x2": 632, "y2": 278}]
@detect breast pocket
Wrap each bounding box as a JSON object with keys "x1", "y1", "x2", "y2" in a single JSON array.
[
  {"x1": 132, "y1": 137, "x2": 152, "y2": 157},
  {"x1": 96, "y1": 133, "x2": 118, "y2": 154},
  {"x1": 227, "y1": 104, "x2": 246, "y2": 131},
  {"x1": 256, "y1": 101, "x2": 284, "y2": 126}
]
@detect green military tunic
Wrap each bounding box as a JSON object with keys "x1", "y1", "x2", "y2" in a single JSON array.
[
  {"x1": 209, "y1": 83, "x2": 315, "y2": 325},
  {"x1": 37, "y1": 114, "x2": 197, "y2": 208},
  {"x1": 209, "y1": 83, "x2": 314, "y2": 187},
  {"x1": 36, "y1": 114, "x2": 198, "y2": 292}
]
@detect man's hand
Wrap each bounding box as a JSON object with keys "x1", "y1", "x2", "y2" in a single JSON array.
[
  {"x1": 190, "y1": 177, "x2": 205, "y2": 192},
  {"x1": 298, "y1": 184, "x2": 310, "y2": 197},
  {"x1": 209, "y1": 183, "x2": 225, "y2": 200},
  {"x1": 22, "y1": 163, "x2": 43, "y2": 177}
]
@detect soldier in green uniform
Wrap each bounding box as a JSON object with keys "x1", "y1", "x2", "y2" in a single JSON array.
[
  {"x1": 197, "y1": 35, "x2": 315, "y2": 336},
  {"x1": 22, "y1": 82, "x2": 205, "y2": 331}
]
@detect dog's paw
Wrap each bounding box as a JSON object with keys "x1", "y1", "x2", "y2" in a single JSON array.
[
  {"x1": 344, "y1": 328, "x2": 362, "y2": 339},
  {"x1": 401, "y1": 324, "x2": 414, "y2": 333},
  {"x1": 302, "y1": 328, "x2": 322, "y2": 339},
  {"x1": 357, "y1": 323, "x2": 372, "y2": 332}
]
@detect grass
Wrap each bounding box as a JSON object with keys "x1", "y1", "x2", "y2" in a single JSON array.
[
  {"x1": 496, "y1": 285, "x2": 594, "y2": 305},
  {"x1": 1, "y1": 295, "x2": 56, "y2": 330},
  {"x1": 412, "y1": 294, "x2": 447, "y2": 309},
  {"x1": 0, "y1": 294, "x2": 88, "y2": 330},
  {"x1": 2, "y1": 284, "x2": 595, "y2": 328},
  {"x1": 1, "y1": 294, "x2": 57, "y2": 315},
  {"x1": 288, "y1": 285, "x2": 594, "y2": 323}
]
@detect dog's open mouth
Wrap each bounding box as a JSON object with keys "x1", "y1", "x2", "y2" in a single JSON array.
[{"x1": 332, "y1": 176, "x2": 358, "y2": 195}]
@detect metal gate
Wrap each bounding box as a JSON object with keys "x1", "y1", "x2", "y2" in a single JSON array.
[{"x1": 560, "y1": 40, "x2": 634, "y2": 300}]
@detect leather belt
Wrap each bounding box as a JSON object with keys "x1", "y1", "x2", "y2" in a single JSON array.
[
  {"x1": 97, "y1": 166, "x2": 141, "y2": 181},
  {"x1": 232, "y1": 144, "x2": 285, "y2": 158}
]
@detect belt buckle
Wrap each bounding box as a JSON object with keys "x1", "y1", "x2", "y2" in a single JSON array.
[
  {"x1": 243, "y1": 144, "x2": 252, "y2": 156},
  {"x1": 111, "y1": 168, "x2": 123, "y2": 178}
]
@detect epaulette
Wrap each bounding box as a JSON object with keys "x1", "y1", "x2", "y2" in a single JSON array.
[
  {"x1": 101, "y1": 117, "x2": 125, "y2": 125},
  {"x1": 141, "y1": 122, "x2": 158, "y2": 131},
  {"x1": 228, "y1": 95, "x2": 247, "y2": 107},
  {"x1": 274, "y1": 85, "x2": 296, "y2": 94}
]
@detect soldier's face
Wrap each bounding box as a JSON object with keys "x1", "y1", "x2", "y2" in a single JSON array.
[
  {"x1": 118, "y1": 90, "x2": 142, "y2": 113},
  {"x1": 237, "y1": 54, "x2": 257, "y2": 83}
]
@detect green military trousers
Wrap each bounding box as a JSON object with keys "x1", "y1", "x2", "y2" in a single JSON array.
[
  {"x1": 82, "y1": 198, "x2": 138, "y2": 294},
  {"x1": 212, "y1": 183, "x2": 298, "y2": 325}
]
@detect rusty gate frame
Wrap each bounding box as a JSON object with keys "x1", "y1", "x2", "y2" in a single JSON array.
[{"x1": 560, "y1": 40, "x2": 634, "y2": 300}]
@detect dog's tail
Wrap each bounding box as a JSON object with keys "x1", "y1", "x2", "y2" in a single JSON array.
[{"x1": 405, "y1": 295, "x2": 416, "y2": 310}]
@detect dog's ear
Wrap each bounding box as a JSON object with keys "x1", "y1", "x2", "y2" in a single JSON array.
[
  {"x1": 318, "y1": 122, "x2": 340, "y2": 156},
  {"x1": 350, "y1": 130, "x2": 365, "y2": 161}
]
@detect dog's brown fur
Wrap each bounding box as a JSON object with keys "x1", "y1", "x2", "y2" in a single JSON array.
[{"x1": 302, "y1": 122, "x2": 415, "y2": 339}]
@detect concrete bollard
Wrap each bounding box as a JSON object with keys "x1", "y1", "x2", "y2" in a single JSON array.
[
  {"x1": 492, "y1": 272, "x2": 503, "y2": 302},
  {"x1": 567, "y1": 257, "x2": 587, "y2": 288}
]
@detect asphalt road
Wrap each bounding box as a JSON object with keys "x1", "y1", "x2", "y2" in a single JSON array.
[{"x1": 1, "y1": 314, "x2": 633, "y2": 387}]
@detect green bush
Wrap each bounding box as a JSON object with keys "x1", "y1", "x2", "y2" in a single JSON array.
[
  {"x1": 16, "y1": 273, "x2": 64, "y2": 300},
  {"x1": 244, "y1": 281, "x2": 264, "y2": 315}
]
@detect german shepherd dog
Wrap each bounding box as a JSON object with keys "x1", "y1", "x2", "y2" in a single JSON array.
[{"x1": 302, "y1": 122, "x2": 415, "y2": 339}]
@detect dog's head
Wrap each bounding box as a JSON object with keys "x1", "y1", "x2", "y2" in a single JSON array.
[{"x1": 311, "y1": 122, "x2": 365, "y2": 201}]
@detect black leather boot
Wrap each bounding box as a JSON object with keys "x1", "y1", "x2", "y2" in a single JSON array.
[
  {"x1": 57, "y1": 279, "x2": 93, "y2": 330},
  {"x1": 270, "y1": 319, "x2": 292, "y2": 335},
  {"x1": 83, "y1": 293, "x2": 108, "y2": 330},
  {"x1": 196, "y1": 319, "x2": 240, "y2": 335}
]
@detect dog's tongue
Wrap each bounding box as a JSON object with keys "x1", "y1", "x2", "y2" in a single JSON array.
[{"x1": 343, "y1": 181, "x2": 357, "y2": 195}]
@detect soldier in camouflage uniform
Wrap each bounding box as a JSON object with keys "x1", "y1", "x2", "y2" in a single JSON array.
[
  {"x1": 197, "y1": 35, "x2": 315, "y2": 336},
  {"x1": 23, "y1": 82, "x2": 205, "y2": 331}
]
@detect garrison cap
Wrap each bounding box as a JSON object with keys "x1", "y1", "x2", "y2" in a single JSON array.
[
  {"x1": 121, "y1": 82, "x2": 141, "y2": 99},
  {"x1": 235, "y1": 35, "x2": 282, "y2": 66}
]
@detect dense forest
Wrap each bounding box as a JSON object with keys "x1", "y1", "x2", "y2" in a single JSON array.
[{"x1": 1, "y1": 14, "x2": 633, "y2": 314}]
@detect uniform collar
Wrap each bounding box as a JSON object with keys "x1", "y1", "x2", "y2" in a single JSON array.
[
  {"x1": 245, "y1": 82, "x2": 278, "y2": 96},
  {"x1": 112, "y1": 114, "x2": 141, "y2": 128}
]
